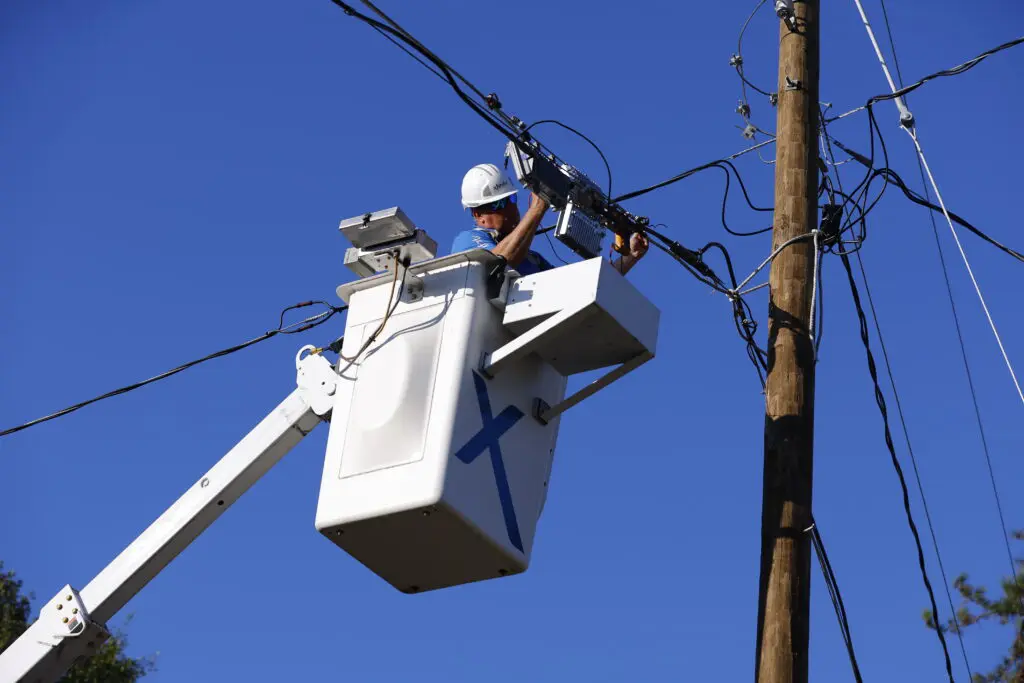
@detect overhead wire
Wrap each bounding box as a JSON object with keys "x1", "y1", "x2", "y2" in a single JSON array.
[
  {"x1": 906, "y1": 130, "x2": 1024, "y2": 405},
  {"x1": 366, "y1": 23, "x2": 447, "y2": 82},
  {"x1": 839, "y1": 250, "x2": 956, "y2": 683},
  {"x1": 867, "y1": 36, "x2": 1024, "y2": 107},
  {"x1": 329, "y1": 1, "x2": 523, "y2": 147},
  {"x1": 615, "y1": 144, "x2": 776, "y2": 208},
  {"x1": 879, "y1": 3, "x2": 1014, "y2": 667},
  {"x1": 0, "y1": 301, "x2": 348, "y2": 438},
  {"x1": 821, "y1": 107, "x2": 973, "y2": 676},
  {"x1": 335, "y1": 0, "x2": 627, "y2": 231},
  {"x1": 643, "y1": 226, "x2": 768, "y2": 387},
  {"x1": 851, "y1": 5, "x2": 1024, "y2": 610},
  {"x1": 809, "y1": 518, "x2": 863, "y2": 683},
  {"x1": 831, "y1": 158, "x2": 1024, "y2": 264},
  {"x1": 820, "y1": 73, "x2": 965, "y2": 674}
]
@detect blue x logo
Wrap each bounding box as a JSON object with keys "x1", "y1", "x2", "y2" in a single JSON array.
[{"x1": 454, "y1": 372, "x2": 525, "y2": 552}]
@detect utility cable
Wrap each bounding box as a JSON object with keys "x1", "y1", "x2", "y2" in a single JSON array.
[
  {"x1": 820, "y1": 116, "x2": 973, "y2": 677},
  {"x1": 904, "y1": 129, "x2": 1024, "y2": 404},
  {"x1": 854, "y1": 251, "x2": 974, "y2": 679},
  {"x1": 616, "y1": 158, "x2": 774, "y2": 239},
  {"x1": 907, "y1": 129, "x2": 1024, "y2": 607},
  {"x1": 827, "y1": 138, "x2": 1024, "y2": 264},
  {"x1": 850, "y1": 0, "x2": 1024, "y2": 461},
  {"x1": 868, "y1": 36, "x2": 1024, "y2": 107},
  {"x1": 330, "y1": 1, "x2": 522, "y2": 146},
  {"x1": 809, "y1": 518, "x2": 863, "y2": 683},
  {"x1": 644, "y1": 226, "x2": 768, "y2": 387},
  {"x1": 0, "y1": 302, "x2": 347, "y2": 438},
  {"x1": 614, "y1": 139, "x2": 775, "y2": 203},
  {"x1": 357, "y1": 1, "x2": 494, "y2": 110},
  {"x1": 855, "y1": 2, "x2": 1024, "y2": 580},
  {"x1": 830, "y1": 34, "x2": 1023, "y2": 124},
  {"x1": 840, "y1": 251, "x2": 956, "y2": 683},
  {"x1": 880, "y1": 4, "x2": 1007, "y2": 665},
  {"x1": 911, "y1": 139, "x2": 1020, "y2": 635},
  {"x1": 851, "y1": 0, "x2": 912, "y2": 122},
  {"x1": 367, "y1": 23, "x2": 447, "y2": 82},
  {"x1": 877, "y1": 0, "x2": 907, "y2": 89},
  {"x1": 333, "y1": 1, "x2": 614, "y2": 218}
]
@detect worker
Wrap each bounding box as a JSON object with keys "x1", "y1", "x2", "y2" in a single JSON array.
[{"x1": 451, "y1": 163, "x2": 648, "y2": 275}]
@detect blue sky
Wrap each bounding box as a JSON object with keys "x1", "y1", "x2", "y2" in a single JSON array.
[{"x1": 2, "y1": 1, "x2": 1022, "y2": 681}]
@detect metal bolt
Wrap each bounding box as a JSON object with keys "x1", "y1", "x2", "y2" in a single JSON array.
[
  {"x1": 421, "y1": 510, "x2": 431, "y2": 517},
  {"x1": 72, "y1": 608, "x2": 79, "y2": 614},
  {"x1": 62, "y1": 617, "x2": 69, "y2": 624},
  {"x1": 334, "y1": 529, "x2": 344, "y2": 536},
  {"x1": 200, "y1": 478, "x2": 210, "y2": 488},
  {"x1": 65, "y1": 595, "x2": 72, "y2": 601},
  {"x1": 57, "y1": 604, "x2": 63, "y2": 611}
]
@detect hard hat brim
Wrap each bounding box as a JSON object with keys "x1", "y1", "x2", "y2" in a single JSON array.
[{"x1": 462, "y1": 188, "x2": 519, "y2": 209}]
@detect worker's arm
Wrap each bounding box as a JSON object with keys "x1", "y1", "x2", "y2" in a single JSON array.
[
  {"x1": 610, "y1": 233, "x2": 650, "y2": 275},
  {"x1": 491, "y1": 194, "x2": 548, "y2": 267}
]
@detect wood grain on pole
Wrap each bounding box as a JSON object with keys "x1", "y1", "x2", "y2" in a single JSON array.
[{"x1": 756, "y1": 2, "x2": 819, "y2": 683}]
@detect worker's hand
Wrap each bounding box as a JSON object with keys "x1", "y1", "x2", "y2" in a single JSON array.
[
  {"x1": 528, "y1": 192, "x2": 549, "y2": 216},
  {"x1": 630, "y1": 232, "x2": 649, "y2": 260}
]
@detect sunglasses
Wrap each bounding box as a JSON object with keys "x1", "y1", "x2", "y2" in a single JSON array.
[{"x1": 473, "y1": 195, "x2": 517, "y2": 213}]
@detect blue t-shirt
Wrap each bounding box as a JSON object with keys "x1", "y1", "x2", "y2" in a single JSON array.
[{"x1": 450, "y1": 227, "x2": 553, "y2": 276}]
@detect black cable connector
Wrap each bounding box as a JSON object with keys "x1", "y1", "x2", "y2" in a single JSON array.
[{"x1": 820, "y1": 203, "x2": 843, "y2": 247}]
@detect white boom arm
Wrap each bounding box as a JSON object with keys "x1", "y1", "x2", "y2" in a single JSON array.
[{"x1": 0, "y1": 347, "x2": 339, "y2": 683}]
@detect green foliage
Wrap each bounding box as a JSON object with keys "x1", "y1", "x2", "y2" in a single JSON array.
[
  {"x1": 924, "y1": 531, "x2": 1024, "y2": 683},
  {"x1": 0, "y1": 562, "x2": 155, "y2": 683}
]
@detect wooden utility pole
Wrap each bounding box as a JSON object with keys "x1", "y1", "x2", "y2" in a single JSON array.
[{"x1": 755, "y1": 2, "x2": 820, "y2": 683}]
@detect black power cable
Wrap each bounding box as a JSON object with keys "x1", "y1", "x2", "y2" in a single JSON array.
[
  {"x1": 868, "y1": 36, "x2": 1024, "y2": 107},
  {"x1": 840, "y1": 251, "x2": 956, "y2": 683},
  {"x1": 821, "y1": 106, "x2": 974, "y2": 676},
  {"x1": 878, "y1": 2, "x2": 1024, "y2": 628},
  {"x1": 644, "y1": 226, "x2": 769, "y2": 387},
  {"x1": 0, "y1": 302, "x2": 347, "y2": 438},
  {"x1": 333, "y1": 1, "x2": 622, "y2": 224},
  {"x1": 329, "y1": 1, "x2": 522, "y2": 147},
  {"x1": 810, "y1": 517, "x2": 864, "y2": 683},
  {"x1": 829, "y1": 137, "x2": 1024, "y2": 264},
  {"x1": 615, "y1": 156, "x2": 771, "y2": 215}
]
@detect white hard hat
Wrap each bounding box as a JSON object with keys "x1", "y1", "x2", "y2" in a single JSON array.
[{"x1": 460, "y1": 163, "x2": 518, "y2": 209}]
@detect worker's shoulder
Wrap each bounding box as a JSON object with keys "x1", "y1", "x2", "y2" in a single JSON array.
[{"x1": 451, "y1": 227, "x2": 498, "y2": 253}]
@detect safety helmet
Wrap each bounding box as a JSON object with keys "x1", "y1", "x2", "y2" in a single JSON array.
[{"x1": 460, "y1": 163, "x2": 518, "y2": 209}]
